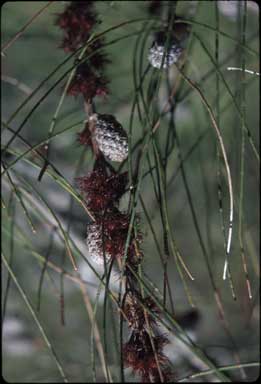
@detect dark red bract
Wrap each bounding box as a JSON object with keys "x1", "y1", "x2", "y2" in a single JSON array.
[
  {"x1": 97, "y1": 210, "x2": 131, "y2": 259},
  {"x1": 57, "y1": 2, "x2": 110, "y2": 101},
  {"x1": 85, "y1": 209, "x2": 137, "y2": 262},
  {"x1": 56, "y1": 1, "x2": 97, "y2": 52},
  {"x1": 77, "y1": 166, "x2": 128, "y2": 213},
  {"x1": 78, "y1": 123, "x2": 93, "y2": 147},
  {"x1": 124, "y1": 292, "x2": 161, "y2": 331},
  {"x1": 68, "y1": 63, "x2": 109, "y2": 101},
  {"x1": 123, "y1": 331, "x2": 171, "y2": 382}
]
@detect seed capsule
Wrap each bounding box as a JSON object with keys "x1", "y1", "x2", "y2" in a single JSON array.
[
  {"x1": 148, "y1": 33, "x2": 183, "y2": 69},
  {"x1": 90, "y1": 114, "x2": 128, "y2": 162},
  {"x1": 86, "y1": 223, "x2": 110, "y2": 265}
]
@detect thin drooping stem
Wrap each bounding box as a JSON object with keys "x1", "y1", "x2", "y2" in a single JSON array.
[
  {"x1": 3, "y1": 164, "x2": 36, "y2": 234},
  {"x1": 178, "y1": 362, "x2": 260, "y2": 382},
  {"x1": 2, "y1": 194, "x2": 15, "y2": 324},
  {"x1": 176, "y1": 68, "x2": 234, "y2": 284},
  {"x1": 227, "y1": 67, "x2": 260, "y2": 76},
  {"x1": 238, "y1": 1, "x2": 253, "y2": 300},
  {"x1": 37, "y1": 37, "x2": 94, "y2": 181},
  {"x1": 193, "y1": 33, "x2": 259, "y2": 164},
  {"x1": 2, "y1": 252, "x2": 68, "y2": 383},
  {"x1": 213, "y1": 5, "x2": 244, "y2": 376},
  {"x1": 78, "y1": 279, "x2": 112, "y2": 383},
  {"x1": 1, "y1": 1, "x2": 54, "y2": 54},
  {"x1": 36, "y1": 228, "x2": 56, "y2": 312}
]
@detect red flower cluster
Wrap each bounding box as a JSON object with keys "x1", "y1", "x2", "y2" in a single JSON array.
[
  {"x1": 122, "y1": 290, "x2": 172, "y2": 382},
  {"x1": 123, "y1": 330, "x2": 172, "y2": 382},
  {"x1": 77, "y1": 162, "x2": 128, "y2": 214},
  {"x1": 124, "y1": 291, "x2": 160, "y2": 331},
  {"x1": 56, "y1": 1, "x2": 110, "y2": 101},
  {"x1": 86, "y1": 208, "x2": 142, "y2": 265},
  {"x1": 93, "y1": 209, "x2": 131, "y2": 260},
  {"x1": 56, "y1": 1, "x2": 97, "y2": 52},
  {"x1": 77, "y1": 156, "x2": 141, "y2": 264},
  {"x1": 67, "y1": 62, "x2": 109, "y2": 100}
]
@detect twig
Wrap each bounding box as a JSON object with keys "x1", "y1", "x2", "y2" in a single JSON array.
[
  {"x1": 1, "y1": 75, "x2": 32, "y2": 95},
  {"x1": 176, "y1": 69, "x2": 234, "y2": 283},
  {"x1": 78, "y1": 279, "x2": 113, "y2": 382},
  {"x1": 1, "y1": 2, "x2": 54, "y2": 55},
  {"x1": 178, "y1": 362, "x2": 260, "y2": 382},
  {"x1": 227, "y1": 67, "x2": 260, "y2": 76},
  {"x1": 2, "y1": 252, "x2": 68, "y2": 383}
]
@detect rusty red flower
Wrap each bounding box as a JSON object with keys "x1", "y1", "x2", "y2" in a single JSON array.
[
  {"x1": 123, "y1": 330, "x2": 171, "y2": 382},
  {"x1": 67, "y1": 63, "x2": 109, "y2": 101},
  {"x1": 97, "y1": 209, "x2": 130, "y2": 259},
  {"x1": 124, "y1": 291, "x2": 161, "y2": 331},
  {"x1": 86, "y1": 209, "x2": 134, "y2": 262},
  {"x1": 56, "y1": 1, "x2": 97, "y2": 52},
  {"x1": 77, "y1": 165, "x2": 128, "y2": 213}
]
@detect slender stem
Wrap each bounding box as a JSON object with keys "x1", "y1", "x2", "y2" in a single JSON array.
[
  {"x1": 178, "y1": 362, "x2": 260, "y2": 382},
  {"x1": 238, "y1": 1, "x2": 252, "y2": 299},
  {"x1": 176, "y1": 69, "x2": 234, "y2": 283},
  {"x1": 1, "y1": 2, "x2": 54, "y2": 54},
  {"x1": 2, "y1": 252, "x2": 68, "y2": 383}
]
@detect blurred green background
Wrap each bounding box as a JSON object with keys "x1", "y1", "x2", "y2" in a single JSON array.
[{"x1": 1, "y1": 1, "x2": 259, "y2": 382}]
